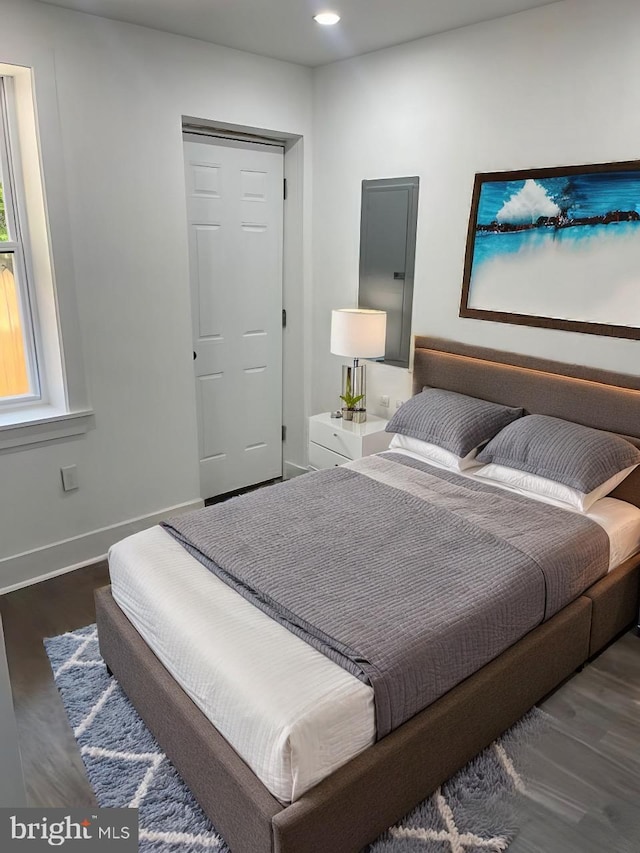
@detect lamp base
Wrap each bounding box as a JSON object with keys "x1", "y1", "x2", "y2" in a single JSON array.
[{"x1": 341, "y1": 364, "x2": 367, "y2": 422}]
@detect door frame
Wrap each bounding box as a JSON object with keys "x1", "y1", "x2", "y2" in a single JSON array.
[{"x1": 181, "y1": 117, "x2": 309, "y2": 484}]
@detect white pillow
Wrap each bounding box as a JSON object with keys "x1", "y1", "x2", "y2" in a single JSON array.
[
  {"x1": 474, "y1": 462, "x2": 638, "y2": 513},
  {"x1": 389, "y1": 433, "x2": 484, "y2": 472}
]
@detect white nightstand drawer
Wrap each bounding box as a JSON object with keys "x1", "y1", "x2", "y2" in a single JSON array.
[
  {"x1": 308, "y1": 442, "x2": 350, "y2": 470},
  {"x1": 308, "y1": 412, "x2": 391, "y2": 470},
  {"x1": 309, "y1": 418, "x2": 361, "y2": 459}
]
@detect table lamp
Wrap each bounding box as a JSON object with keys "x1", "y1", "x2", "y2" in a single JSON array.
[{"x1": 330, "y1": 308, "x2": 387, "y2": 422}]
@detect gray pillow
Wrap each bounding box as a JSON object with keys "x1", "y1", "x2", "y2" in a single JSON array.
[
  {"x1": 476, "y1": 414, "x2": 640, "y2": 493},
  {"x1": 385, "y1": 388, "x2": 524, "y2": 457}
]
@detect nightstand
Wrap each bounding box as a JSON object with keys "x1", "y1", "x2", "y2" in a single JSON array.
[{"x1": 308, "y1": 412, "x2": 391, "y2": 470}]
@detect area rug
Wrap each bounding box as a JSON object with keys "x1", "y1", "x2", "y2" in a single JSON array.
[{"x1": 45, "y1": 625, "x2": 545, "y2": 853}]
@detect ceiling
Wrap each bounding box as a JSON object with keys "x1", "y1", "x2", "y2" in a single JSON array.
[{"x1": 38, "y1": 0, "x2": 558, "y2": 67}]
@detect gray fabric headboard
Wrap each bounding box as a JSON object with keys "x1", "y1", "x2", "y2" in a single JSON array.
[{"x1": 413, "y1": 336, "x2": 640, "y2": 508}]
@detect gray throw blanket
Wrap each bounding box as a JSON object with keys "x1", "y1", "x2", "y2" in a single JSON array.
[{"x1": 161, "y1": 452, "x2": 609, "y2": 738}]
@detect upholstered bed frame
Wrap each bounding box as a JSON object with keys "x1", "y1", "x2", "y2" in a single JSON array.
[{"x1": 95, "y1": 337, "x2": 640, "y2": 853}]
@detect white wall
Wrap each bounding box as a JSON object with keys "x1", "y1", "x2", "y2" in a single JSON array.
[
  {"x1": 5, "y1": 0, "x2": 640, "y2": 587},
  {"x1": 312, "y1": 0, "x2": 640, "y2": 417},
  {"x1": 0, "y1": 0, "x2": 312, "y2": 588}
]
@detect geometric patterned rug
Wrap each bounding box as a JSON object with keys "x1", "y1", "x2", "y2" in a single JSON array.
[{"x1": 45, "y1": 625, "x2": 545, "y2": 853}]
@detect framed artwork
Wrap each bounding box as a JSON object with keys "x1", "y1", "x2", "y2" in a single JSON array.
[{"x1": 459, "y1": 161, "x2": 640, "y2": 339}]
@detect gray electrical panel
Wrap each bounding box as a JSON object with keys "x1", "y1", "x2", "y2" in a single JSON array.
[{"x1": 359, "y1": 176, "x2": 419, "y2": 368}]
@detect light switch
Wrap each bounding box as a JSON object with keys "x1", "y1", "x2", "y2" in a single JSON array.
[{"x1": 61, "y1": 465, "x2": 79, "y2": 492}]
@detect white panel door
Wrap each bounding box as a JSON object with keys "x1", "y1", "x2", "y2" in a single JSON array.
[{"x1": 184, "y1": 136, "x2": 283, "y2": 499}]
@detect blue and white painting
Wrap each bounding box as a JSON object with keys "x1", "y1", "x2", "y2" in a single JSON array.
[{"x1": 462, "y1": 165, "x2": 640, "y2": 335}]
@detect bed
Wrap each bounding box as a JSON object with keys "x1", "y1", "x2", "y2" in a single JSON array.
[{"x1": 96, "y1": 337, "x2": 640, "y2": 853}]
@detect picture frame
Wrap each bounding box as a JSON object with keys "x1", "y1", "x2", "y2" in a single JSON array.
[{"x1": 459, "y1": 161, "x2": 640, "y2": 340}]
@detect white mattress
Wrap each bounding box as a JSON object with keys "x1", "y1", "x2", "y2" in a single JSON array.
[
  {"x1": 108, "y1": 464, "x2": 640, "y2": 804},
  {"x1": 109, "y1": 525, "x2": 375, "y2": 804}
]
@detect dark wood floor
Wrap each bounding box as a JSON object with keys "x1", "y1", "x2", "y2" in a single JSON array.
[
  {"x1": 511, "y1": 630, "x2": 640, "y2": 853},
  {"x1": 0, "y1": 562, "x2": 109, "y2": 809},
  {"x1": 1, "y1": 564, "x2": 639, "y2": 852},
  {"x1": 204, "y1": 477, "x2": 282, "y2": 506}
]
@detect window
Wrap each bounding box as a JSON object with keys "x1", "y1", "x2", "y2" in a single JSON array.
[
  {"x1": 0, "y1": 62, "x2": 92, "y2": 448},
  {"x1": 0, "y1": 78, "x2": 39, "y2": 405}
]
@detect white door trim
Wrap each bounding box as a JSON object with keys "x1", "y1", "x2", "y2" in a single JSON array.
[{"x1": 182, "y1": 119, "x2": 309, "y2": 480}]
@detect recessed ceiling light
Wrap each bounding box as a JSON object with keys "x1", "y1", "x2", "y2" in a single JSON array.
[{"x1": 313, "y1": 12, "x2": 341, "y2": 26}]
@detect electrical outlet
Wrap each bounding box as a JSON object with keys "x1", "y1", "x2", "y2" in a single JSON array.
[
  {"x1": 395, "y1": 400, "x2": 405, "y2": 409},
  {"x1": 380, "y1": 395, "x2": 390, "y2": 408},
  {"x1": 61, "y1": 465, "x2": 79, "y2": 492}
]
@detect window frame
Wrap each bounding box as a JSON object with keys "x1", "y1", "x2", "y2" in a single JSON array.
[
  {"x1": 0, "y1": 75, "x2": 42, "y2": 407},
  {"x1": 0, "y1": 60, "x2": 93, "y2": 449}
]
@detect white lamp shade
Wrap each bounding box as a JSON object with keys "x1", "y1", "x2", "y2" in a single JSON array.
[{"x1": 330, "y1": 309, "x2": 387, "y2": 358}]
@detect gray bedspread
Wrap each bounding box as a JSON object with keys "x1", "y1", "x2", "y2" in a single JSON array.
[{"x1": 161, "y1": 452, "x2": 609, "y2": 738}]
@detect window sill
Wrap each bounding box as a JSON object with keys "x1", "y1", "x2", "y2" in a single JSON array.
[{"x1": 0, "y1": 407, "x2": 95, "y2": 451}]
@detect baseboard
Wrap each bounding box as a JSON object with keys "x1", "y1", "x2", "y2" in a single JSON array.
[
  {"x1": 0, "y1": 499, "x2": 203, "y2": 594},
  {"x1": 283, "y1": 461, "x2": 308, "y2": 479}
]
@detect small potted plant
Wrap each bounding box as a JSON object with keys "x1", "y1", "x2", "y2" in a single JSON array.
[{"x1": 340, "y1": 390, "x2": 364, "y2": 421}]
